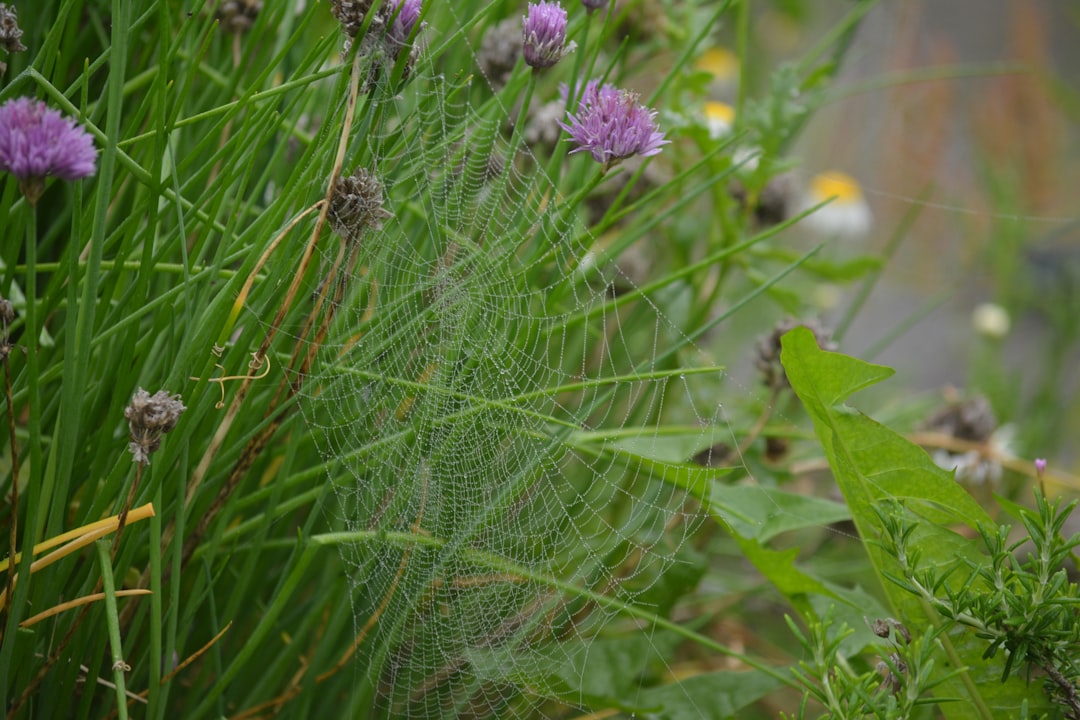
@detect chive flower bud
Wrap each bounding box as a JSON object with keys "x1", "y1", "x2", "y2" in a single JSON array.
[{"x1": 522, "y1": 1, "x2": 574, "y2": 70}]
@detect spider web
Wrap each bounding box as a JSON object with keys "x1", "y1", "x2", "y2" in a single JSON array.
[{"x1": 285, "y1": 7, "x2": 770, "y2": 718}]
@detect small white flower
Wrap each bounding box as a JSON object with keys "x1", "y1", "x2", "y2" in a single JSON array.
[
  {"x1": 799, "y1": 171, "x2": 872, "y2": 239},
  {"x1": 972, "y1": 302, "x2": 1010, "y2": 339},
  {"x1": 702, "y1": 101, "x2": 734, "y2": 140}
]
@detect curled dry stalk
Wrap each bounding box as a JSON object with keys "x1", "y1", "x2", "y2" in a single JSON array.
[
  {"x1": 110, "y1": 463, "x2": 143, "y2": 557},
  {"x1": 176, "y1": 48, "x2": 368, "y2": 568},
  {"x1": 119, "y1": 49, "x2": 370, "y2": 631}
]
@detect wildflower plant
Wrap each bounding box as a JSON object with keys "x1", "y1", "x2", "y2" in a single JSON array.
[
  {"x1": 0, "y1": 1, "x2": 1076, "y2": 719},
  {"x1": 876, "y1": 493, "x2": 1080, "y2": 717},
  {"x1": 559, "y1": 80, "x2": 669, "y2": 169},
  {"x1": 521, "y1": 1, "x2": 573, "y2": 70},
  {"x1": 0, "y1": 97, "x2": 97, "y2": 204}
]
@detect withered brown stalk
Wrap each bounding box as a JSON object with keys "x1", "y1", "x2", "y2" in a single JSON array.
[{"x1": 117, "y1": 48, "x2": 367, "y2": 628}]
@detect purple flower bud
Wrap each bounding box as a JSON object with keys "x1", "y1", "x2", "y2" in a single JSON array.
[
  {"x1": 388, "y1": 0, "x2": 422, "y2": 47},
  {"x1": 580, "y1": 0, "x2": 607, "y2": 10},
  {"x1": 1035, "y1": 458, "x2": 1047, "y2": 476},
  {"x1": 522, "y1": 1, "x2": 573, "y2": 70},
  {"x1": 0, "y1": 97, "x2": 97, "y2": 204},
  {"x1": 558, "y1": 80, "x2": 669, "y2": 168}
]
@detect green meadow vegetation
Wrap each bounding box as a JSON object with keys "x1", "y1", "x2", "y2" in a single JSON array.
[{"x1": 1, "y1": 0, "x2": 1079, "y2": 717}]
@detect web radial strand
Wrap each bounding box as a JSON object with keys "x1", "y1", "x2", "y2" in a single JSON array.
[{"x1": 290, "y1": 16, "x2": 732, "y2": 720}]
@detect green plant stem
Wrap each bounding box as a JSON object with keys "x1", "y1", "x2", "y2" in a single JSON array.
[
  {"x1": 15, "y1": 259, "x2": 252, "y2": 279},
  {"x1": 507, "y1": 71, "x2": 536, "y2": 171},
  {"x1": 0, "y1": 207, "x2": 42, "y2": 712},
  {"x1": 1, "y1": 327, "x2": 17, "y2": 636},
  {"x1": 148, "y1": 486, "x2": 164, "y2": 720},
  {"x1": 95, "y1": 539, "x2": 130, "y2": 720}
]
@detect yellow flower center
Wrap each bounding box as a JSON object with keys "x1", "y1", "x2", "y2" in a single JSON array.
[
  {"x1": 695, "y1": 48, "x2": 738, "y2": 81},
  {"x1": 703, "y1": 101, "x2": 735, "y2": 125},
  {"x1": 809, "y1": 172, "x2": 864, "y2": 205}
]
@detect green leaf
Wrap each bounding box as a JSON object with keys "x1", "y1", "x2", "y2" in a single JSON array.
[
  {"x1": 710, "y1": 484, "x2": 851, "y2": 543},
  {"x1": 565, "y1": 429, "x2": 733, "y2": 498},
  {"x1": 781, "y1": 327, "x2": 992, "y2": 531},
  {"x1": 471, "y1": 633, "x2": 780, "y2": 717},
  {"x1": 699, "y1": 479, "x2": 854, "y2": 615},
  {"x1": 780, "y1": 326, "x2": 1053, "y2": 719},
  {"x1": 634, "y1": 669, "x2": 784, "y2": 719},
  {"x1": 467, "y1": 633, "x2": 683, "y2": 709}
]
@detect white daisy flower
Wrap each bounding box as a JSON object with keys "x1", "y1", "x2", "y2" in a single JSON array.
[
  {"x1": 800, "y1": 171, "x2": 872, "y2": 239},
  {"x1": 702, "y1": 101, "x2": 734, "y2": 140}
]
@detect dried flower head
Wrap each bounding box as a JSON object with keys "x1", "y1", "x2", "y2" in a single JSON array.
[
  {"x1": 729, "y1": 172, "x2": 797, "y2": 229},
  {"x1": 559, "y1": 80, "x2": 669, "y2": 169},
  {"x1": 126, "y1": 388, "x2": 186, "y2": 465},
  {"x1": 923, "y1": 394, "x2": 997, "y2": 444},
  {"x1": 0, "y1": 97, "x2": 98, "y2": 205},
  {"x1": 330, "y1": 0, "x2": 378, "y2": 38},
  {"x1": 332, "y1": 0, "x2": 423, "y2": 90},
  {"x1": 923, "y1": 392, "x2": 1009, "y2": 485},
  {"x1": 331, "y1": 0, "x2": 421, "y2": 46},
  {"x1": 755, "y1": 317, "x2": 837, "y2": 391},
  {"x1": 329, "y1": 168, "x2": 393, "y2": 243},
  {"x1": 0, "y1": 3, "x2": 26, "y2": 55},
  {"x1": 522, "y1": 1, "x2": 574, "y2": 70},
  {"x1": 215, "y1": 0, "x2": 262, "y2": 33},
  {"x1": 478, "y1": 17, "x2": 521, "y2": 89}
]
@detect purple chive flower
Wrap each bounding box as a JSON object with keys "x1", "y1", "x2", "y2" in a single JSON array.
[
  {"x1": 558, "y1": 80, "x2": 669, "y2": 167},
  {"x1": 0, "y1": 97, "x2": 97, "y2": 205},
  {"x1": 1035, "y1": 458, "x2": 1047, "y2": 476},
  {"x1": 387, "y1": 0, "x2": 422, "y2": 47},
  {"x1": 522, "y1": 1, "x2": 574, "y2": 70}
]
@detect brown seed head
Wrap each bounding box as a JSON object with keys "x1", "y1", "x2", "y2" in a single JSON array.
[
  {"x1": 125, "y1": 388, "x2": 187, "y2": 465},
  {"x1": 215, "y1": 0, "x2": 262, "y2": 33},
  {"x1": 329, "y1": 168, "x2": 393, "y2": 243},
  {"x1": 0, "y1": 4, "x2": 26, "y2": 54}
]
